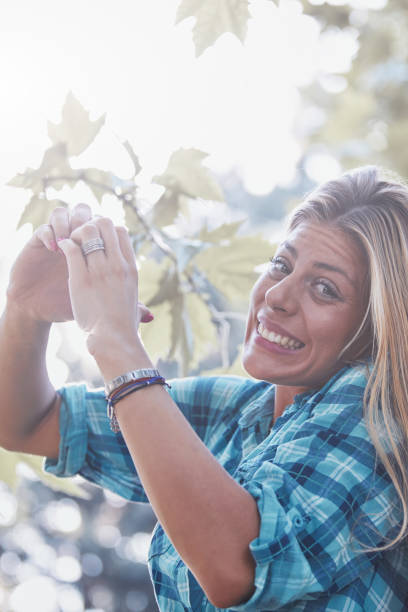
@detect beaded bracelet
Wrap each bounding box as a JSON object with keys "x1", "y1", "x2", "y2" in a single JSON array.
[{"x1": 106, "y1": 375, "x2": 171, "y2": 433}]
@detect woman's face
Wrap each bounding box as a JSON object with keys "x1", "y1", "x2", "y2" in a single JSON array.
[{"x1": 242, "y1": 221, "x2": 369, "y2": 389}]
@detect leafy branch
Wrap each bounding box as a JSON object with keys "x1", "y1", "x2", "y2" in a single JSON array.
[{"x1": 9, "y1": 93, "x2": 274, "y2": 380}]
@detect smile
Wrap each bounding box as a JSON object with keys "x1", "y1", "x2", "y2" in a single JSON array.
[{"x1": 257, "y1": 322, "x2": 304, "y2": 350}]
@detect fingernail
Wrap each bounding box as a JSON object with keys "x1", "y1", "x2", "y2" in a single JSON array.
[{"x1": 146, "y1": 313, "x2": 154, "y2": 321}]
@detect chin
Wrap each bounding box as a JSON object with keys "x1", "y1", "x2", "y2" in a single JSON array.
[{"x1": 242, "y1": 354, "x2": 273, "y2": 382}]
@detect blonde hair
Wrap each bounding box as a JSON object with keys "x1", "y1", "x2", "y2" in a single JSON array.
[{"x1": 288, "y1": 165, "x2": 408, "y2": 551}]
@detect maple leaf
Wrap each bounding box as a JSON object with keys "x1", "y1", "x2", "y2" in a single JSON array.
[
  {"x1": 48, "y1": 91, "x2": 105, "y2": 156},
  {"x1": 176, "y1": 0, "x2": 251, "y2": 57},
  {"x1": 153, "y1": 148, "x2": 224, "y2": 201}
]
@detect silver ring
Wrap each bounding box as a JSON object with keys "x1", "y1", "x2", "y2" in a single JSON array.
[{"x1": 81, "y1": 237, "x2": 105, "y2": 257}]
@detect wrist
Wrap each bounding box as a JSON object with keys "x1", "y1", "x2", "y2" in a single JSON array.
[
  {"x1": 87, "y1": 333, "x2": 154, "y2": 382},
  {"x1": 3, "y1": 300, "x2": 52, "y2": 335}
]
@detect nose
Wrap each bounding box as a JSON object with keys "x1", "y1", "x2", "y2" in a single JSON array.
[{"x1": 264, "y1": 275, "x2": 299, "y2": 314}]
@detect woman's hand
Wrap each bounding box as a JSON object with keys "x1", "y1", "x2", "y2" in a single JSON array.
[
  {"x1": 6, "y1": 204, "x2": 92, "y2": 322},
  {"x1": 57, "y1": 216, "x2": 149, "y2": 355}
]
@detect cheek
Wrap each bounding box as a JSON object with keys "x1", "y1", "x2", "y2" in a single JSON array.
[{"x1": 305, "y1": 305, "x2": 349, "y2": 346}]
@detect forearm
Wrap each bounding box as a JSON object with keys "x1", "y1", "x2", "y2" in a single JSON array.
[
  {"x1": 0, "y1": 302, "x2": 57, "y2": 447},
  {"x1": 94, "y1": 343, "x2": 259, "y2": 608}
]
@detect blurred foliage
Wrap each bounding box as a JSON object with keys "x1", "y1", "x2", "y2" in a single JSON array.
[
  {"x1": 178, "y1": 0, "x2": 408, "y2": 179},
  {"x1": 0, "y1": 449, "x2": 88, "y2": 499},
  {"x1": 299, "y1": 0, "x2": 408, "y2": 180}
]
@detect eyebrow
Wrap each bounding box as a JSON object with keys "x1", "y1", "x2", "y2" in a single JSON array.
[{"x1": 280, "y1": 241, "x2": 356, "y2": 288}]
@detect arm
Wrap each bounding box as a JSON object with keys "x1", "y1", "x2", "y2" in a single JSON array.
[
  {"x1": 0, "y1": 306, "x2": 60, "y2": 457},
  {"x1": 0, "y1": 204, "x2": 94, "y2": 455},
  {"x1": 96, "y1": 345, "x2": 260, "y2": 608},
  {"x1": 58, "y1": 218, "x2": 260, "y2": 608}
]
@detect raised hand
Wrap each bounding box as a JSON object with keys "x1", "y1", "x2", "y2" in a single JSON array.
[
  {"x1": 58, "y1": 216, "x2": 150, "y2": 356},
  {"x1": 6, "y1": 204, "x2": 92, "y2": 322}
]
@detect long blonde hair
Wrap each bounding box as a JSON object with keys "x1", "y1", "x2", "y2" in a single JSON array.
[{"x1": 288, "y1": 165, "x2": 408, "y2": 551}]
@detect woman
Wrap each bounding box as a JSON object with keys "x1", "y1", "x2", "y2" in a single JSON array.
[{"x1": 1, "y1": 165, "x2": 407, "y2": 610}]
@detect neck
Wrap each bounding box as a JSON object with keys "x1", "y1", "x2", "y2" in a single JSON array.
[{"x1": 273, "y1": 384, "x2": 309, "y2": 425}]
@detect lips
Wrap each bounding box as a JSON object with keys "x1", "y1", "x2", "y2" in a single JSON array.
[{"x1": 257, "y1": 316, "x2": 305, "y2": 346}]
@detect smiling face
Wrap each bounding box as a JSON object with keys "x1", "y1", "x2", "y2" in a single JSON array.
[{"x1": 242, "y1": 222, "x2": 370, "y2": 390}]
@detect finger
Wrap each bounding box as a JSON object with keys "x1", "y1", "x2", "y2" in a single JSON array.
[
  {"x1": 93, "y1": 217, "x2": 125, "y2": 264},
  {"x1": 70, "y1": 222, "x2": 106, "y2": 268},
  {"x1": 116, "y1": 226, "x2": 136, "y2": 268},
  {"x1": 139, "y1": 303, "x2": 154, "y2": 323},
  {"x1": 34, "y1": 223, "x2": 58, "y2": 252},
  {"x1": 48, "y1": 206, "x2": 70, "y2": 242},
  {"x1": 57, "y1": 238, "x2": 88, "y2": 278},
  {"x1": 70, "y1": 203, "x2": 93, "y2": 232}
]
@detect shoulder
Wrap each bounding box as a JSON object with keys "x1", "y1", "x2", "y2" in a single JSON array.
[
  {"x1": 275, "y1": 362, "x2": 374, "y2": 456},
  {"x1": 168, "y1": 375, "x2": 273, "y2": 442},
  {"x1": 303, "y1": 361, "x2": 372, "y2": 421}
]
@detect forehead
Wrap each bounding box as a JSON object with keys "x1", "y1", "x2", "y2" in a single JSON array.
[{"x1": 280, "y1": 222, "x2": 367, "y2": 285}]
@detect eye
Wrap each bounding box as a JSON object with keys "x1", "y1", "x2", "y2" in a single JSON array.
[
  {"x1": 269, "y1": 256, "x2": 290, "y2": 275},
  {"x1": 315, "y1": 280, "x2": 338, "y2": 299}
]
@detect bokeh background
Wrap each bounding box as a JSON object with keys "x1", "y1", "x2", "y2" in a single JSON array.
[{"x1": 0, "y1": 0, "x2": 405, "y2": 610}]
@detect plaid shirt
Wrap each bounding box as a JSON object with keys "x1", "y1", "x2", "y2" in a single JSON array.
[{"x1": 45, "y1": 363, "x2": 408, "y2": 611}]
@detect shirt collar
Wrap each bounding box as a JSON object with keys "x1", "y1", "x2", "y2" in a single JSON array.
[
  {"x1": 237, "y1": 361, "x2": 371, "y2": 432},
  {"x1": 238, "y1": 384, "x2": 275, "y2": 431}
]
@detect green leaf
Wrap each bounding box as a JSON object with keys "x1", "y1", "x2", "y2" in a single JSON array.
[
  {"x1": 138, "y1": 259, "x2": 173, "y2": 306},
  {"x1": 8, "y1": 143, "x2": 76, "y2": 195},
  {"x1": 48, "y1": 91, "x2": 105, "y2": 156},
  {"x1": 124, "y1": 203, "x2": 144, "y2": 235},
  {"x1": 176, "y1": 0, "x2": 250, "y2": 57},
  {"x1": 186, "y1": 293, "x2": 218, "y2": 368},
  {"x1": 153, "y1": 148, "x2": 224, "y2": 202},
  {"x1": 198, "y1": 220, "x2": 244, "y2": 243},
  {"x1": 81, "y1": 168, "x2": 116, "y2": 203},
  {"x1": 8, "y1": 170, "x2": 41, "y2": 192},
  {"x1": 17, "y1": 196, "x2": 68, "y2": 230},
  {"x1": 151, "y1": 190, "x2": 180, "y2": 227},
  {"x1": 146, "y1": 265, "x2": 180, "y2": 307},
  {"x1": 169, "y1": 294, "x2": 194, "y2": 375},
  {"x1": 139, "y1": 301, "x2": 172, "y2": 361},
  {"x1": 191, "y1": 235, "x2": 274, "y2": 303},
  {"x1": 0, "y1": 448, "x2": 88, "y2": 498}
]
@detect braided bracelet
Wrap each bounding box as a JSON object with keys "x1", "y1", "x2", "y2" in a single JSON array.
[{"x1": 106, "y1": 376, "x2": 171, "y2": 433}]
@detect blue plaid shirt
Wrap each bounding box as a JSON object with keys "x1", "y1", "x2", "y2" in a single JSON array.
[{"x1": 45, "y1": 363, "x2": 408, "y2": 611}]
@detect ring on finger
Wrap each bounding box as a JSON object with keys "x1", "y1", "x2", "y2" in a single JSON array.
[{"x1": 81, "y1": 237, "x2": 105, "y2": 257}]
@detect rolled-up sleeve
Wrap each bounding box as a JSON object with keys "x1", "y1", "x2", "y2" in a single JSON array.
[
  {"x1": 230, "y1": 407, "x2": 398, "y2": 610},
  {"x1": 43, "y1": 383, "x2": 149, "y2": 502},
  {"x1": 44, "y1": 384, "x2": 88, "y2": 477},
  {"x1": 42, "y1": 376, "x2": 262, "y2": 503}
]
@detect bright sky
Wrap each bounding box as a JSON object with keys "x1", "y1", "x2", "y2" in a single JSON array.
[
  {"x1": 0, "y1": 1, "x2": 362, "y2": 221},
  {"x1": 0, "y1": 0, "x2": 385, "y2": 385}
]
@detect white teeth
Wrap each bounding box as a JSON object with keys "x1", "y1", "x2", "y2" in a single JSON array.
[{"x1": 258, "y1": 322, "x2": 303, "y2": 350}]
